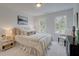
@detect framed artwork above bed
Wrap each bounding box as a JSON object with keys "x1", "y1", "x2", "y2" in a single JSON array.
[{"x1": 17, "y1": 15, "x2": 28, "y2": 25}]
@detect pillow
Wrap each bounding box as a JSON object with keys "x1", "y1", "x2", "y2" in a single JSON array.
[{"x1": 26, "y1": 31, "x2": 36, "y2": 36}]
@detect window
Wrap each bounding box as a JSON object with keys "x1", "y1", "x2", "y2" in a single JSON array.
[{"x1": 55, "y1": 16, "x2": 67, "y2": 34}]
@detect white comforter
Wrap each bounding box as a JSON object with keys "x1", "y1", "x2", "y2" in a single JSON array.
[{"x1": 15, "y1": 33, "x2": 52, "y2": 56}]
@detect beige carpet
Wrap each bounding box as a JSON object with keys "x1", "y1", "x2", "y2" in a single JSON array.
[{"x1": 46, "y1": 41, "x2": 67, "y2": 56}]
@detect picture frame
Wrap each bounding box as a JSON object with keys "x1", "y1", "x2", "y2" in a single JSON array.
[{"x1": 17, "y1": 15, "x2": 28, "y2": 25}]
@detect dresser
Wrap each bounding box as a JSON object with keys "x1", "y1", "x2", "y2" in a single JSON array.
[{"x1": 66, "y1": 35, "x2": 79, "y2": 56}]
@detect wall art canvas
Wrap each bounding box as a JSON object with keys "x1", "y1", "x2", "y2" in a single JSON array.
[{"x1": 17, "y1": 15, "x2": 28, "y2": 25}]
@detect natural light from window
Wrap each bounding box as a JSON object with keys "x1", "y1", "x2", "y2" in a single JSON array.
[{"x1": 55, "y1": 15, "x2": 67, "y2": 34}]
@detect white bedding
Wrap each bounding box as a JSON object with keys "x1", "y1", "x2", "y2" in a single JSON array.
[{"x1": 15, "y1": 33, "x2": 52, "y2": 56}]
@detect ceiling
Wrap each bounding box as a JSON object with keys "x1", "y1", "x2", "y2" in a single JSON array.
[{"x1": 0, "y1": 3, "x2": 76, "y2": 16}]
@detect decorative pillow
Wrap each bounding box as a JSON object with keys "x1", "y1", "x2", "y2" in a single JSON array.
[{"x1": 26, "y1": 31, "x2": 36, "y2": 36}]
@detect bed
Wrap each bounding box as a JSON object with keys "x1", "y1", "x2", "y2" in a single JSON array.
[{"x1": 12, "y1": 27, "x2": 52, "y2": 56}]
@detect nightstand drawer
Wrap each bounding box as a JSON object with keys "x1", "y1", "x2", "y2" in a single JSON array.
[{"x1": 0, "y1": 40, "x2": 15, "y2": 51}]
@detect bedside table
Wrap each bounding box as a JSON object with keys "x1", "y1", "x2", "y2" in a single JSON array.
[{"x1": 0, "y1": 39, "x2": 15, "y2": 51}]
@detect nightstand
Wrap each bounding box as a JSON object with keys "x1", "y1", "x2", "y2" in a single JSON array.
[{"x1": 0, "y1": 39, "x2": 15, "y2": 51}]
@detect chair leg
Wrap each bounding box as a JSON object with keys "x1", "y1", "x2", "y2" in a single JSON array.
[{"x1": 58, "y1": 37, "x2": 60, "y2": 43}]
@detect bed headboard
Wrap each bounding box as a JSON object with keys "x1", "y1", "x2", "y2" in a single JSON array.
[
  {"x1": 12, "y1": 27, "x2": 36, "y2": 36},
  {"x1": 12, "y1": 28, "x2": 20, "y2": 35}
]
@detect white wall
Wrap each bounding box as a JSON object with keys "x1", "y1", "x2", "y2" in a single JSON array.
[
  {"x1": 0, "y1": 6, "x2": 34, "y2": 35},
  {"x1": 33, "y1": 9, "x2": 73, "y2": 41}
]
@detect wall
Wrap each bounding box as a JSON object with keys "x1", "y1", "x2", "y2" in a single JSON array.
[
  {"x1": 33, "y1": 9, "x2": 73, "y2": 41},
  {"x1": 0, "y1": 6, "x2": 34, "y2": 35}
]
